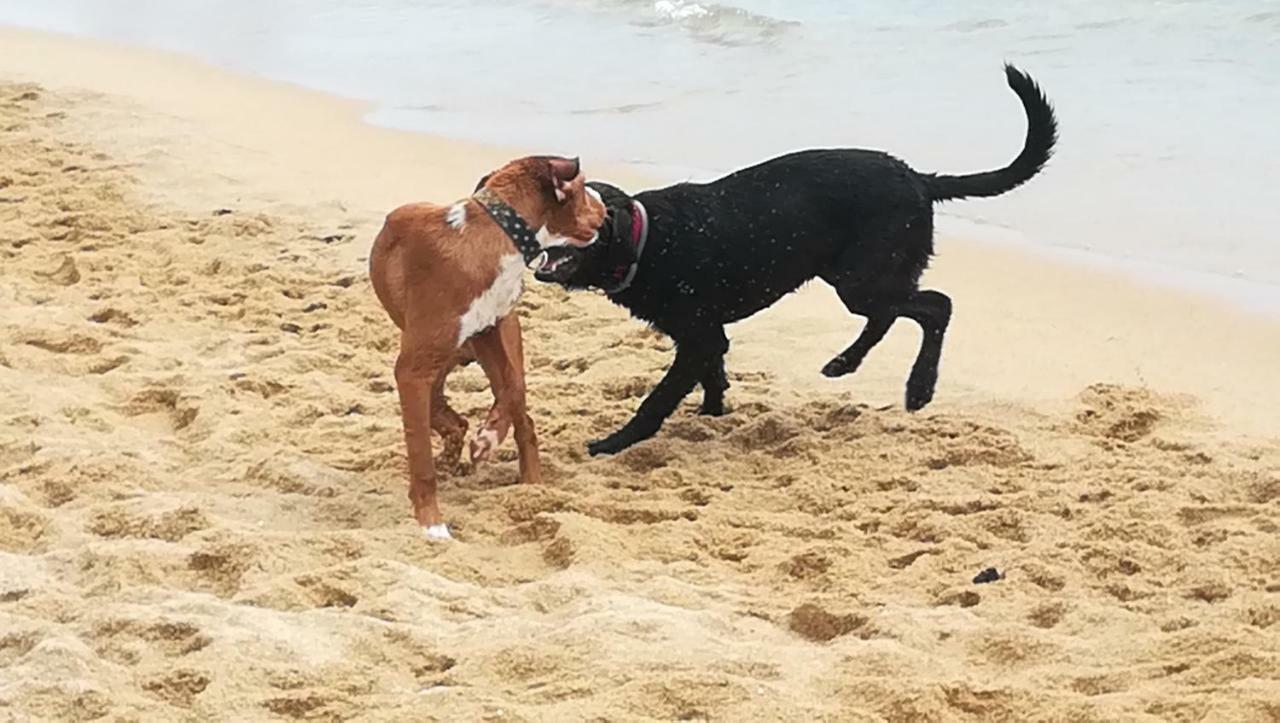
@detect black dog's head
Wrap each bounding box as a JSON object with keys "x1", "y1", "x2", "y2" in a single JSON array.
[{"x1": 532, "y1": 181, "x2": 638, "y2": 290}]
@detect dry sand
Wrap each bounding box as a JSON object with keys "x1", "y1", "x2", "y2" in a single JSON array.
[{"x1": 2, "y1": 27, "x2": 1279, "y2": 722}]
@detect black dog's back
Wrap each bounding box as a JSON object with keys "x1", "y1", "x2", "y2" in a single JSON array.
[
  {"x1": 628, "y1": 148, "x2": 934, "y2": 327},
  {"x1": 537, "y1": 64, "x2": 1058, "y2": 456}
]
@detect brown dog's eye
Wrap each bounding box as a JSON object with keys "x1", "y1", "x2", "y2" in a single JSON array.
[{"x1": 473, "y1": 173, "x2": 492, "y2": 192}]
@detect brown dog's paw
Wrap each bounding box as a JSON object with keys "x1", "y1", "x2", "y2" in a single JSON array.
[{"x1": 469, "y1": 428, "x2": 500, "y2": 464}]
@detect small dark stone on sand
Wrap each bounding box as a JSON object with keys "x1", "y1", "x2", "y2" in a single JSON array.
[
  {"x1": 973, "y1": 567, "x2": 1004, "y2": 584},
  {"x1": 303, "y1": 302, "x2": 328, "y2": 313},
  {"x1": 280, "y1": 322, "x2": 302, "y2": 334},
  {"x1": 213, "y1": 208, "x2": 233, "y2": 216}
]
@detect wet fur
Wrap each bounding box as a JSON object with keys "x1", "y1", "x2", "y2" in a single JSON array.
[{"x1": 536, "y1": 65, "x2": 1058, "y2": 455}]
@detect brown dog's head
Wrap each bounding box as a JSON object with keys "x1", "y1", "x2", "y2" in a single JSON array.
[{"x1": 474, "y1": 156, "x2": 605, "y2": 247}]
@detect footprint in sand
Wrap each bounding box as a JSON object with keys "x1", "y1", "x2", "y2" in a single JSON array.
[
  {"x1": 780, "y1": 550, "x2": 832, "y2": 580},
  {"x1": 87, "y1": 355, "x2": 130, "y2": 375},
  {"x1": 89, "y1": 618, "x2": 212, "y2": 664},
  {"x1": 87, "y1": 307, "x2": 138, "y2": 327},
  {"x1": 187, "y1": 542, "x2": 253, "y2": 598},
  {"x1": 1073, "y1": 383, "x2": 1169, "y2": 442},
  {"x1": 121, "y1": 387, "x2": 200, "y2": 431},
  {"x1": 87, "y1": 505, "x2": 209, "y2": 542},
  {"x1": 141, "y1": 669, "x2": 211, "y2": 708},
  {"x1": 261, "y1": 693, "x2": 339, "y2": 720},
  {"x1": 1027, "y1": 601, "x2": 1069, "y2": 629},
  {"x1": 293, "y1": 574, "x2": 359, "y2": 609},
  {"x1": 34, "y1": 255, "x2": 79, "y2": 285},
  {"x1": 542, "y1": 536, "x2": 575, "y2": 569},
  {"x1": 21, "y1": 332, "x2": 101, "y2": 355},
  {"x1": 787, "y1": 602, "x2": 869, "y2": 642}
]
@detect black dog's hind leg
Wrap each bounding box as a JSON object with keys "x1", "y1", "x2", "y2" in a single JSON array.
[
  {"x1": 822, "y1": 209, "x2": 950, "y2": 410},
  {"x1": 821, "y1": 310, "x2": 895, "y2": 379},
  {"x1": 823, "y1": 284, "x2": 952, "y2": 412},
  {"x1": 698, "y1": 353, "x2": 729, "y2": 416},
  {"x1": 821, "y1": 277, "x2": 900, "y2": 379},
  {"x1": 894, "y1": 289, "x2": 952, "y2": 411},
  {"x1": 589, "y1": 329, "x2": 728, "y2": 455}
]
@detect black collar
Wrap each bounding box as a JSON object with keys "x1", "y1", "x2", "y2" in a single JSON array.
[{"x1": 473, "y1": 187, "x2": 542, "y2": 263}]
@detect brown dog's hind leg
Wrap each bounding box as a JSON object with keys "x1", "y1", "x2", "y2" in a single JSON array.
[
  {"x1": 395, "y1": 345, "x2": 452, "y2": 539},
  {"x1": 429, "y1": 365, "x2": 469, "y2": 474}
]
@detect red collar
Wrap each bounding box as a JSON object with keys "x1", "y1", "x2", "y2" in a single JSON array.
[{"x1": 602, "y1": 199, "x2": 649, "y2": 294}]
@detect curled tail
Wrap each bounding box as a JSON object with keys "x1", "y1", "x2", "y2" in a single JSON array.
[{"x1": 925, "y1": 64, "x2": 1058, "y2": 202}]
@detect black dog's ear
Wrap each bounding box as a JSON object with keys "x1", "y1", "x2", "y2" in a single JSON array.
[{"x1": 473, "y1": 172, "x2": 492, "y2": 192}]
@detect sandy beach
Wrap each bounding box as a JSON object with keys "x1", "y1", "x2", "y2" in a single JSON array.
[{"x1": 2, "y1": 26, "x2": 1278, "y2": 722}]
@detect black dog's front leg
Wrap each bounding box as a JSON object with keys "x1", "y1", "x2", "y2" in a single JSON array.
[
  {"x1": 698, "y1": 355, "x2": 729, "y2": 416},
  {"x1": 589, "y1": 336, "x2": 722, "y2": 455}
]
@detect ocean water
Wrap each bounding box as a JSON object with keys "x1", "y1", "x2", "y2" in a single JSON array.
[{"x1": 4, "y1": 0, "x2": 1279, "y2": 302}]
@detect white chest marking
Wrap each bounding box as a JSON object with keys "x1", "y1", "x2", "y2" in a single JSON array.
[
  {"x1": 446, "y1": 201, "x2": 467, "y2": 230},
  {"x1": 535, "y1": 224, "x2": 572, "y2": 248},
  {"x1": 457, "y1": 253, "x2": 524, "y2": 345}
]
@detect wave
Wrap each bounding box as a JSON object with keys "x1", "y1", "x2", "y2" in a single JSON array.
[
  {"x1": 942, "y1": 18, "x2": 1008, "y2": 33},
  {"x1": 567, "y1": 100, "x2": 666, "y2": 115},
  {"x1": 572, "y1": 0, "x2": 798, "y2": 47}
]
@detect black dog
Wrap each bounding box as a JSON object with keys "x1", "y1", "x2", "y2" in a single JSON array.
[{"x1": 533, "y1": 65, "x2": 1057, "y2": 456}]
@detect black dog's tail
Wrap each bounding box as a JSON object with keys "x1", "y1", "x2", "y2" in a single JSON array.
[{"x1": 925, "y1": 64, "x2": 1058, "y2": 202}]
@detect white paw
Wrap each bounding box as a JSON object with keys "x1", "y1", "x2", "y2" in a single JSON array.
[
  {"x1": 470, "y1": 428, "x2": 499, "y2": 463},
  {"x1": 423, "y1": 523, "x2": 453, "y2": 541}
]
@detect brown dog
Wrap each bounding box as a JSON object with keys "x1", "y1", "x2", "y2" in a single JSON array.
[{"x1": 369, "y1": 156, "x2": 604, "y2": 540}]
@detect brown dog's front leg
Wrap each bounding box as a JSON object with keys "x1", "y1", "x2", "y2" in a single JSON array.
[
  {"x1": 470, "y1": 402, "x2": 510, "y2": 465},
  {"x1": 497, "y1": 314, "x2": 540, "y2": 485},
  {"x1": 470, "y1": 315, "x2": 541, "y2": 485}
]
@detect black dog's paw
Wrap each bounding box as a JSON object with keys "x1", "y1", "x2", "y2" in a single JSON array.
[
  {"x1": 698, "y1": 401, "x2": 726, "y2": 417},
  {"x1": 587, "y1": 435, "x2": 628, "y2": 456},
  {"x1": 905, "y1": 364, "x2": 938, "y2": 412},
  {"x1": 821, "y1": 355, "x2": 858, "y2": 378},
  {"x1": 905, "y1": 381, "x2": 935, "y2": 412}
]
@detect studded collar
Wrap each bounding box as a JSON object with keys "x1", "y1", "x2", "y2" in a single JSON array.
[{"x1": 473, "y1": 187, "x2": 543, "y2": 264}]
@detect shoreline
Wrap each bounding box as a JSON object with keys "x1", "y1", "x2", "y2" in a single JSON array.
[
  {"x1": 936, "y1": 214, "x2": 1280, "y2": 320},
  {"x1": 3, "y1": 22, "x2": 1278, "y2": 319}
]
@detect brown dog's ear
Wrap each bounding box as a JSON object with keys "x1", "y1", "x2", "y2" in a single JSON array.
[
  {"x1": 547, "y1": 157, "x2": 580, "y2": 183},
  {"x1": 473, "y1": 172, "x2": 493, "y2": 193},
  {"x1": 547, "y1": 157, "x2": 581, "y2": 202}
]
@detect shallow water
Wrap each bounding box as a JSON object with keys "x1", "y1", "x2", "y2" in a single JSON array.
[{"x1": 3, "y1": 0, "x2": 1279, "y2": 296}]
